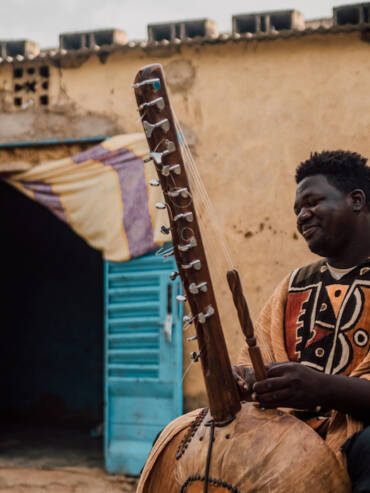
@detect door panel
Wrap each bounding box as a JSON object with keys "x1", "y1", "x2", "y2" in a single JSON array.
[{"x1": 104, "y1": 250, "x2": 183, "y2": 474}]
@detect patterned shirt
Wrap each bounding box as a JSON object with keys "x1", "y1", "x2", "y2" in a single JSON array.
[{"x1": 285, "y1": 259, "x2": 370, "y2": 376}]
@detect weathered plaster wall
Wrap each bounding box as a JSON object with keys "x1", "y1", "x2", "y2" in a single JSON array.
[{"x1": 1, "y1": 32, "x2": 369, "y2": 408}]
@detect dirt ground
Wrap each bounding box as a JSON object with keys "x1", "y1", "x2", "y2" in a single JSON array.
[
  {"x1": 0, "y1": 424, "x2": 138, "y2": 492},
  {"x1": 0, "y1": 468, "x2": 138, "y2": 493}
]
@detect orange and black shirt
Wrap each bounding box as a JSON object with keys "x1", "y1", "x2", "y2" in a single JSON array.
[{"x1": 285, "y1": 259, "x2": 370, "y2": 377}]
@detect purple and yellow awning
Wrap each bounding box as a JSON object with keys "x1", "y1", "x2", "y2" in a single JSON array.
[{"x1": 6, "y1": 134, "x2": 168, "y2": 261}]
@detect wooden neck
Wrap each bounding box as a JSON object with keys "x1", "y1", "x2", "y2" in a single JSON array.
[{"x1": 133, "y1": 64, "x2": 241, "y2": 422}]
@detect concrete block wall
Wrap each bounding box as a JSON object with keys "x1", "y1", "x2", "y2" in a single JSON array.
[
  {"x1": 333, "y1": 3, "x2": 370, "y2": 25},
  {"x1": 147, "y1": 19, "x2": 218, "y2": 42},
  {"x1": 59, "y1": 29, "x2": 127, "y2": 50},
  {"x1": 0, "y1": 40, "x2": 40, "y2": 59},
  {"x1": 11, "y1": 63, "x2": 50, "y2": 109},
  {"x1": 232, "y1": 10, "x2": 305, "y2": 35}
]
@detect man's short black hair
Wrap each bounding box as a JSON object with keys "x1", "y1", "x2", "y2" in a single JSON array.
[{"x1": 295, "y1": 150, "x2": 370, "y2": 205}]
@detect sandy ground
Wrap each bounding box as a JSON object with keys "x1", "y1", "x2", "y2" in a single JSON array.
[
  {"x1": 0, "y1": 468, "x2": 138, "y2": 493},
  {"x1": 0, "y1": 424, "x2": 138, "y2": 492}
]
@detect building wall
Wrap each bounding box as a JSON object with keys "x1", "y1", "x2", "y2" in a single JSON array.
[{"x1": 1, "y1": 31, "x2": 369, "y2": 408}]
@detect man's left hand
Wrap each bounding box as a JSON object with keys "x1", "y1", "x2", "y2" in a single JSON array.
[{"x1": 252, "y1": 361, "x2": 324, "y2": 410}]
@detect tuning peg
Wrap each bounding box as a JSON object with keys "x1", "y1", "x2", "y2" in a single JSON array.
[
  {"x1": 162, "y1": 163, "x2": 181, "y2": 176},
  {"x1": 178, "y1": 237, "x2": 197, "y2": 252},
  {"x1": 150, "y1": 179, "x2": 160, "y2": 186},
  {"x1": 170, "y1": 164, "x2": 181, "y2": 175},
  {"x1": 176, "y1": 295, "x2": 187, "y2": 303},
  {"x1": 138, "y1": 96, "x2": 165, "y2": 112},
  {"x1": 168, "y1": 187, "x2": 190, "y2": 199},
  {"x1": 181, "y1": 260, "x2": 201, "y2": 271},
  {"x1": 198, "y1": 305, "x2": 215, "y2": 324},
  {"x1": 170, "y1": 271, "x2": 180, "y2": 281},
  {"x1": 189, "y1": 282, "x2": 207, "y2": 294},
  {"x1": 147, "y1": 140, "x2": 176, "y2": 165},
  {"x1": 143, "y1": 119, "x2": 170, "y2": 138},
  {"x1": 163, "y1": 248, "x2": 174, "y2": 258},
  {"x1": 186, "y1": 335, "x2": 198, "y2": 342},
  {"x1": 190, "y1": 351, "x2": 200, "y2": 362},
  {"x1": 155, "y1": 202, "x2": 166, "y2": 209},
  {"x1": 174, "y1": 212, "x2": 193, "y2": 223},
  {"x1": 161, "y1": 225, "x2": 171, "y2": 235},
  {"x1": 156, "y1": 246, "x2": 174, "y2": 259},
  {"x1": 183, "y1": 315, "x2": 196, "y2": 330},
  {"x1": 133, "y1": 77, "x2": 161, "y2": 91}
]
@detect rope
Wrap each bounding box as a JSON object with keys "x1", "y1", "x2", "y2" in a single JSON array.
[
  {"x1": 203, "y1": 420, "x2": 215, "y2": 493},
  {"x1": 180, "y1": 474, "x2": 240, "y2": 492}
]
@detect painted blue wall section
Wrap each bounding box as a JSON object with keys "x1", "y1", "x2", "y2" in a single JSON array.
[{"x1": 104, "y1": 250, "x2": 183, "y2": 475}]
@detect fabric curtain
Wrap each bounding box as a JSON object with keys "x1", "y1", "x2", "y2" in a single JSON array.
[{"x1": 5, "y1": 134, "x2": 168, "y2": 261}]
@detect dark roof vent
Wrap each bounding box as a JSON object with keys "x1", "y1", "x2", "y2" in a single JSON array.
[
  {"x1": 333, "y1": 3, "x2": 370, "y2": 25},
  {"x1": 147, "y1": 19, "x2": 218, "y2": 42},
  {"x1": 232, "y1": 10, "x2": 304, "y2": 35},
  {"x1": 0, "y1": 40, "x2": 40, "y2": 58},
  {"x1": 234, "y1": 16, "x2": 258, "y2": 34},
  {"x1": 184, "y1": 20, "x2": 209, "y2": 38},
  {"x1": 366, "y1": 4, "x2": 370, "y2": 21},
  {"x1": 270, "y1": 12, "x2": 294, "y2": 30},
  {"x1": 59, "y1": 29, "x2": 127, "y2": 50},
  {"x1": 148, "y1": 23, "x2": 174, "y2": 42},
  {"x1": 60, "y1": 33, "x2": 87, "y2": 51}
]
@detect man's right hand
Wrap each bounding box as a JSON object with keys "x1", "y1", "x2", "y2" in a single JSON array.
[{"x1": 232, "y1": 365, "x2": 256, "y2": 401}]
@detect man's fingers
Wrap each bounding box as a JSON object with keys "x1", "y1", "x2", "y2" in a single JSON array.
[
  {"x1": 266, "y1": 362, "x2": 294, "y2": 378},
  {"x1": 236, "y1": 376, "x2": 248, "y2": 390},
  {"x1": 254, "y1": 387, "x2": 293, "y2": 407},
  {"x1": 264, "y1": 362, "x2": 276, "y2": 370},
  {"x1": 232, "y1": 367, "x2": 250, "y2": 392},
  {"x1": 253, "y1": 376, "x2": 288, "y2": 395}
]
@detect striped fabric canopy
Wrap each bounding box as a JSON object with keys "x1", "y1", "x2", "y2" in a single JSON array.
[{"x1": 6, "y1": 134, "x2": 168, "y2": 261}]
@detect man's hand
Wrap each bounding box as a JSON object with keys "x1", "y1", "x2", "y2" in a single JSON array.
[
  {"x1": 252, "y1": 361, "x2": 323, "y2": 410},
  {"x1": 232, "y1": 365, "x2": 256, "y2": 401}
]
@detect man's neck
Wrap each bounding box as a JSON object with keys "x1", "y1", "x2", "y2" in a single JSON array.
[
  {"x1": 327, "y1": 218, "x2": 370, "y2": 268},
  {"x1": 327, "y1": 244, "x2": 370, "y2": 269},
  {"x1": 327, "y1": 254, "x2": 370, "y2": 269}
]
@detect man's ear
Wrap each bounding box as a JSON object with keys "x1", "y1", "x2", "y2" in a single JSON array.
[{"x1": 349, "y1": 189, "x2": 367, "y2": 212}]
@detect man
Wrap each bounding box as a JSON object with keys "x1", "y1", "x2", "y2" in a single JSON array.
[{"x1": 234, "y1": 150, "x2": 370, "y2": 493}]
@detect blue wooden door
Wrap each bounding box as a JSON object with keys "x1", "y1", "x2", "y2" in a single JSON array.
[{"x1": 104, "y1": 249, "x2": 183, "y2": 475}]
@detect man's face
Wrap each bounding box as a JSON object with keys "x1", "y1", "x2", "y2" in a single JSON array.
[{"x1": 294, "y1": 174, "x2": 356, "y2": 259}]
